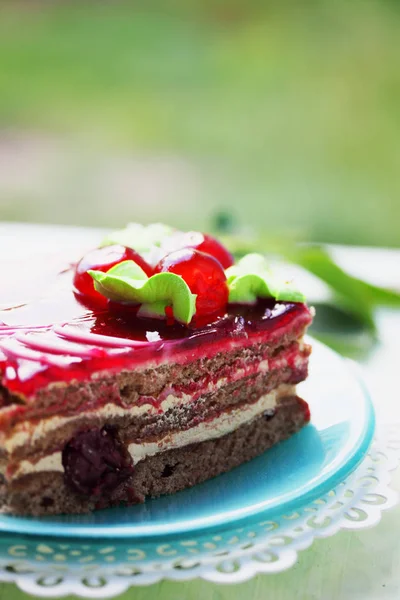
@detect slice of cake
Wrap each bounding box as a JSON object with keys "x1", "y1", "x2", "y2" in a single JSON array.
[{"x1": 0, "y1": 224, "x2": 313, "y2": 515}]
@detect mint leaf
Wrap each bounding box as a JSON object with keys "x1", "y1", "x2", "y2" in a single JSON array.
[
  {"x1": 101, "y1": 223, "x2": 173, "y2": 254},
  {"x1": 89, "y1": 261, "x2": 196, "y2": 324},
  {"x1": 228, "y1": 273, "x2": 277, "y2": 304},
  {"x1": 226, "y1": 253, "x2": 305, "y2": 304}
]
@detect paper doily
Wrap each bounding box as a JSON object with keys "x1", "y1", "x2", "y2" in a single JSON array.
[{"x1": 0, "y1": 425, "x2": 397, "y2": 598}]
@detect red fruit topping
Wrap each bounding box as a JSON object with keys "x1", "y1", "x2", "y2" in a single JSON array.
[
  {"x1": 73, "y1": 245, "x2": 152, "y2": 303},
  {"x1": 62, "y1": 427, "x2": 133, "y2": 497},
  {"x1": 162, "y1": 232, "x2": 234, "y2": 269},
  {"x1": 156, "y1": 249, "x2": 229, "y2": 318},
  {"x1": 196, "y1": 234, "x2": 234, "y2": 269}
]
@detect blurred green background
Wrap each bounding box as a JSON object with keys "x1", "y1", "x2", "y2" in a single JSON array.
[{"x1": 0, "y1": 0, "x2": 399, "y2": 246}]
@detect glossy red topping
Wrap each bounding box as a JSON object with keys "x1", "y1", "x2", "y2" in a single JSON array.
[
  {"x1": 155, "y1": 249, "x2": 229, "y2": 318},
  {"x1": 162, "y1": 232, "x2": 234, "y2": 269},
  {"x1": 196, "y1": 233, "x2": 234, "y2": 269},
  {"x1": 73, "y1": 245, "x2": 153, "y2": 304},
  {"x1": 0, "y1": 224, "x2": 313, "y2": 403},
  {"x1": 0, "y1": 297, "x2": 311, "y2": 402}
]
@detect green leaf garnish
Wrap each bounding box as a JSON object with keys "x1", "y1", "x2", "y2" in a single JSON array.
[
  {"x1": 100, "y1": 223, "x2": 173, "y2": 254},
  {"x1": 88, "y1": 261, "x2": 196, "y2": 325},
  {"x1": 226, "y1": 253, "x2": 305, "y2": 304},
  {"x1": 228, "y1": 274, "x2": 276, "y2": 304},
  {"x1": 103, "y1": 260, "x2": 148, "y2": 281}
]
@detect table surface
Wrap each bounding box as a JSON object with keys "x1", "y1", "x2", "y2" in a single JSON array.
[{"x1": 0, "y1": 233, "x2": 399, "y2": 600}]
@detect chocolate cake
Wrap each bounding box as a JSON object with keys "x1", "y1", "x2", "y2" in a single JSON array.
[{"x1": 0, "y1": 224, "x2": 313, "y2": 515}]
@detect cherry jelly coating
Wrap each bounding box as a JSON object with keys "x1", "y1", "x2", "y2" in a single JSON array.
[
  {"x1": 156, "y1": 248, "x2": 229, "y2": 317},
  {"x1": 162, "y1": 231, "x2": 234, "y2": 269},
  {"x1": 73, "y1": 245, "x2": 153, "y2": 303},
  {"x1": 196, "y1": 233, "x2": 234, "y2": 269},
  {"x1": 62, "y1": 427, "x2": 134, "y2": 497}
]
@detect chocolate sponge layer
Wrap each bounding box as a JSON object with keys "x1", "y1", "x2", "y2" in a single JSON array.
[
  {"x1": 2, "y1": 395, "x2": 309, "y2": 516},
  {"x1": 8, "y1": 360, "x2": 308, "y2": 463},
  {"x1": 0, "y1": 335, "x2": 309, "y2": 429}
]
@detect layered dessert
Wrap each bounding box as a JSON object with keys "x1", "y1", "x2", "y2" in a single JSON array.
[{"x1": 0, "y1": 223, "x2": 313, "y2": 515}]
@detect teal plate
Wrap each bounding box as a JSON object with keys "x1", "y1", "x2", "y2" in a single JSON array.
[{"x1": 0, "y1": 339, "x2": 375, "y2": 540}]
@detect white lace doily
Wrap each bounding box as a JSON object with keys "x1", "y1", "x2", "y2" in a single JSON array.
[{"x1": 0, "y1": 426, "x2": 398, "y2": 598}]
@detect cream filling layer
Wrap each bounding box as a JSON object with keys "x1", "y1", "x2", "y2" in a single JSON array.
[
  {"x1": 11, "y1": 384, "x2": 295, "y2": 480},
  {"x1": 5, "y1": 392, "x2": 195, "y2": 454},
  {"x1": 4, "y1": 349, "x2": 308, "y2": 454}
]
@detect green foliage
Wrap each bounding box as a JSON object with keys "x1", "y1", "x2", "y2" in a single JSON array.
[
  {"x1": 220, "y1": 229, "x2": 400, "y2": 356},
  {"x1": 0, "y1": 0, "x2": 398, "y2": 354},
  {"x1": 0, "y1": 1, "x2": 399, "y2": 245}
]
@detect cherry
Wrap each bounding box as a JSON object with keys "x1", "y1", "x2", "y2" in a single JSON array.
[
  {"x1": 196, "y1": 234, "x2": 234, "y2": 269},
  {"x1": 155, "y1": 249, "x2": 229, "y2": 318},
  {"x1": 73, "y1": 245, "x2": 153, "y2": 303},
  {"x1": 161, "y1": 232, "x2": 234, "y2": 269},
  {"x1": 62, "y1": 426, "x2": 133, "y2": 497}
]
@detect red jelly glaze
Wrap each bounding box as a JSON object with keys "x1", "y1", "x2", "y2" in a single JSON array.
[
  {"x1": 189, "y1": 233, "x2": 234, "y2": 269},
  {"x1": 0, "y1": 251, "x2": 313, "y2": 408},
  {"x1": 161, "y1": 231, "x2": 234, "y2": 268},
  {"x1": 196, "y1": 233, "x2": 234, "y2": 269},
  {"x1": 297, "y1": 396, "x2": 311, "y2": 423},
  {"x1": 73, "y1": 245, "x2": 153, "y2": 304},
  {"x1": 155, "y1": 249, "x2": 229, "y2": 318},
  {"x1": 0, "y1": 298, "x2": 311, "y2": 408}
]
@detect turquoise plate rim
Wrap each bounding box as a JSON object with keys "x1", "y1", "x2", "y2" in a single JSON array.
[{"x1": 0, "y1": 339, "x2": 375, "y2": 539}]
